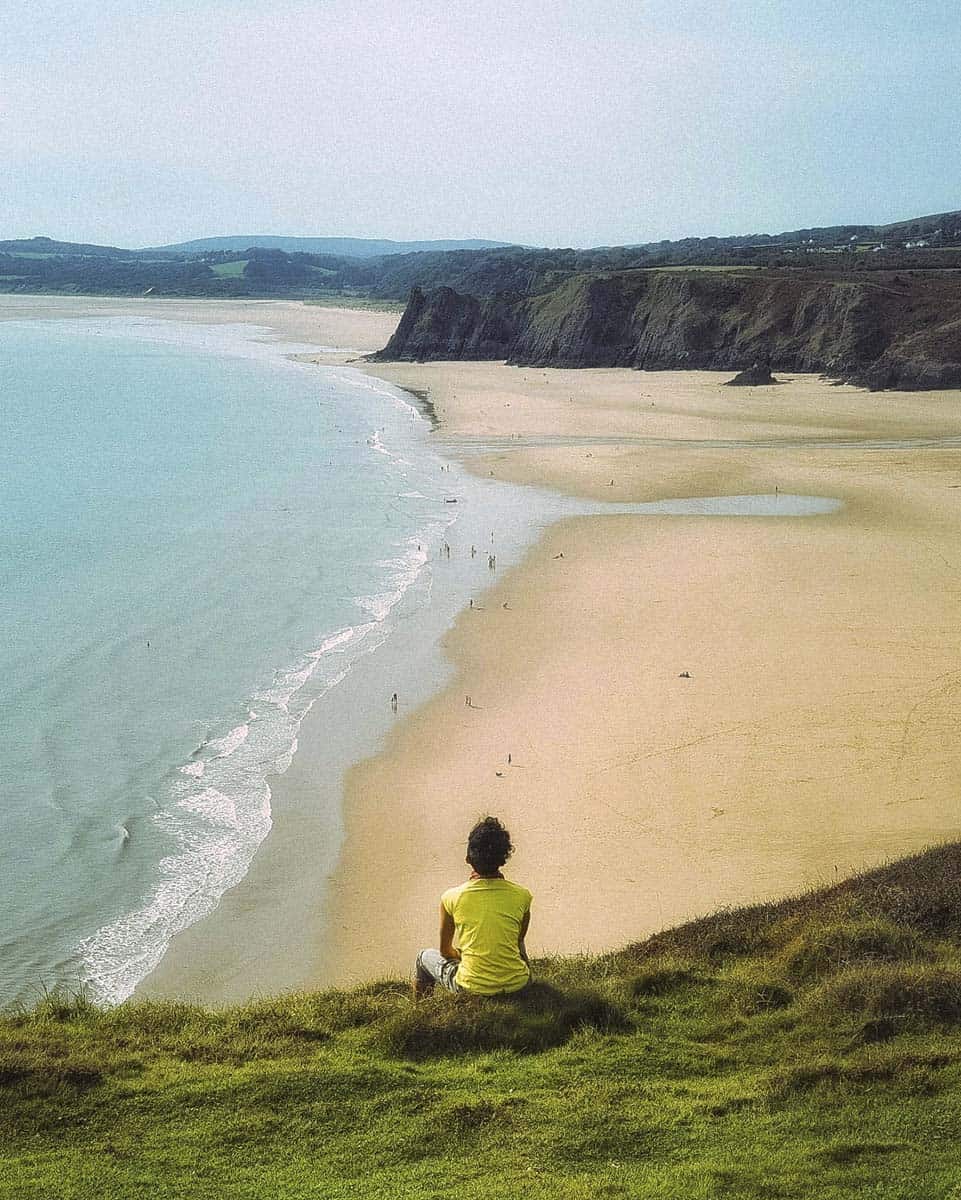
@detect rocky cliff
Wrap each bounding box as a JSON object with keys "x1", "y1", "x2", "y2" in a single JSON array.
[{"x1": 373, "y1": 270, "x2": 961, "y2": 390}]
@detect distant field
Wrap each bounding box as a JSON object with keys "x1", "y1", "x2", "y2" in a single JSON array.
[
  {"x1": 647, "y1": 264, "x2": 763, "y2": 272},
  {"x1": 210, "y1": 260, "x2": 248, "y2": 277},
  {"x1": 0, "y1": 251, "x2": 60, "y2": 260},
  {"x1": 304, "y1": 294, "x2": 406, "y2": 313}
]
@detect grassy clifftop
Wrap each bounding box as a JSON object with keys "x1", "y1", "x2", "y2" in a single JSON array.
[{"x1": 4, "y1": 844, "x2": 961, "y2": 1198}]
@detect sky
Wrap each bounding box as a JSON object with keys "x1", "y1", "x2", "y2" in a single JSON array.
[{"x1": 1, "y1": 0, "x2": 959, "y2": 248}]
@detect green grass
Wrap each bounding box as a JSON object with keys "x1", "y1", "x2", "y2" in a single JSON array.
[
  {"x1": 0, "y1": 251, "x2": 61, "y2": 259},
  {"x1": 646, "y1": 264, "x2": 763, "y2": 272},
  {"x1": 210, "y1": 260, "x2": 248, "y2": 277},
  {"x1": 5, "y1": 844, "x2": 961, "y2": 1197},
  {"x1": 303, "y1": 293, "x2": 406, "y2": 313}
]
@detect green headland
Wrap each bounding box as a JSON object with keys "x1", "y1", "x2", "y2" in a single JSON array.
[{"x1": 4, "y1": 842, "x2": 961, "y2": 1198}]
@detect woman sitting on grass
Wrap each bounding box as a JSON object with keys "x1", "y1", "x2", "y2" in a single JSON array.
[{"x1": 415, "y1": 816, "x2": 532, "y2": 998}]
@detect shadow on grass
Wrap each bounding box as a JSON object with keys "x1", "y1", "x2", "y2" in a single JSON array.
[{"x1": 377, "y1": 980, "x2": 631, "y2": 1059}]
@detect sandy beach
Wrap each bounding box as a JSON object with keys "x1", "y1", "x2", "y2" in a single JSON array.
[
  {"x1": 319, "y1": 361, "x2": 961, "y2": 983},
  {"x1": 0, "y1": 294, "x2": 398, "y2": 363}
]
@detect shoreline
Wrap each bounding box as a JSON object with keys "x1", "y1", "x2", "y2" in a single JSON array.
[{"x1": 0, "y1": 293, "x2": 399, "y2": 365}]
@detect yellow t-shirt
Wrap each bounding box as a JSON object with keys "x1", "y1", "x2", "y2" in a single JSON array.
[{"x1": 441, "y1": 877, "x2": 532, "y2": 995}]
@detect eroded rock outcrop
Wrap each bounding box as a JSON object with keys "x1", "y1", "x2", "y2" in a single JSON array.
[
  {"x1": 373, "y1": 269, "x2": 961, "y2": 391},
  {"x1": 726, "y1": 361, "x2": 781, "y2": 386},
  {"x1": 376, "y1": 286, "x2": 527, "y2": 361}
]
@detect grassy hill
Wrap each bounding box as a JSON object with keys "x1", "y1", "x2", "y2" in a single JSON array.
[
  {"x1": 4, "y1": 843, "x2": 961, "y2": 1198},
  {"x1": 2, "y1": 206, "x2": 959, "y2": 303}
]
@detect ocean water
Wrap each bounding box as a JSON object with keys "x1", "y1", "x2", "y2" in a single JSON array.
[{"x1": 0, "y1": 316, "x2": 477, "y2": 1007}]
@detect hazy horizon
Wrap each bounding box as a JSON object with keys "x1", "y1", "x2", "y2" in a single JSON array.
[
  {"x1": 2, "y1": 0, "x2": 959, "y2": 249},
  {"x1": 7, "y1": 197, "x2": 961, "y2": 255}
]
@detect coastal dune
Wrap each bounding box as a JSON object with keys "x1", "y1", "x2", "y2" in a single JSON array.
[{"x1": 324, "y1": 361, "x2": 961, "y2": 983}]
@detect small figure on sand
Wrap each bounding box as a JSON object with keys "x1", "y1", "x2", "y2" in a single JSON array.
[
  {"x1": 678, "y1": 671, "x2": 691, "y2": 679},
  {"x1": 488, "y1": 554, "x2": 496, "y2": 571},
  {"x1": 391, "y1": 692, "x2": 398, "y2": 712},
  {"x1": 471, "y1": 545, "x2": 476, "y2": 558}
]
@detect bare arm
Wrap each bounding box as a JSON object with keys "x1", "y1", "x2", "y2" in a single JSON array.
[
  {"x1": 519, "y1": 909, "x2": 531, "y2": 965},
  {"x1": 439, "y1": 904, "x2": 460, "y2": 960}
]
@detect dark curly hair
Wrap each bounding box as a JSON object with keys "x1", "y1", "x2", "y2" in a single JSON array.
[{"x1": 466, "y1": 816, "x2": 514, "y2": 875}]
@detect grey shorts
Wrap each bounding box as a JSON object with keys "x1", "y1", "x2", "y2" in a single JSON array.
[{"x1": 415, "y1": 948, "x2": 460, "y2": 992}]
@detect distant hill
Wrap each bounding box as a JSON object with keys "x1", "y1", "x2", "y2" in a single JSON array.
[
  {"x1": 0, "y1": 235, "x2": 139, "y2": 258},
  {"x1": 879, "y1": 208, "x2": 961, "y2": 239},
  {"x1": 147, "y1": 236, "x2": 517, "y2": 258},
  {"x1": 2, "y1": 208, "x2": 959, "y2": 337}
]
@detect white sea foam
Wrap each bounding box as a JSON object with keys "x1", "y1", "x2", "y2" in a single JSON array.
[
  {"x1": 354, "y1": 593, "x2": 394, "y2": 621},
  {"x1": 208, "y1": 722, "x2": 250, "y2": 759},
  {"x1": 252, "y1": 624, "x2": 374, "y2": 712},
  {"x1": 180, "y1": 786, "x2": 241, "y2": 826},
  {"x1": 329, "y1": 368, "x2": 423, "y2": 419},
  {"x1": 77, "y1": 778, "x2": 274, "y2": 1004},
  {"x1": 314, "y1": 626, "x2": 361, "y2": 656}
]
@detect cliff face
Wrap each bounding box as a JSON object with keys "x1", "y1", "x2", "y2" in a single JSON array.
[
  {"x1": 373, "y1": 270, "x2": 961, "y2": 390},
  {"x1": 376, "y1": 286, "x2": 530, "y2": 360}
]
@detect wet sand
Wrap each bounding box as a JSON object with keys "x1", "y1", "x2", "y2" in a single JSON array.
[
  {"x1": 0, "y1": 294, "x2": 398, "y2": 363},
  {"x1": 322, "y1": 362, "x2": 961, "y2": 982}
]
